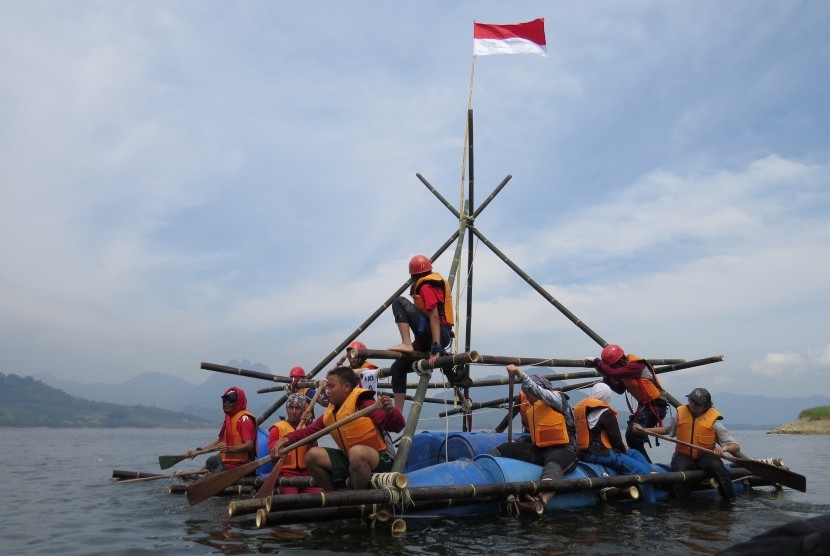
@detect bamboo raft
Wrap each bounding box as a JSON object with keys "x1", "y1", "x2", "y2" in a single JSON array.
[
  {"x1": 117, "y1": 350, "x2": 804, "y2": 533},
  {"x1": 114, "y1": 108, "x2": 807, "y2": 532}
]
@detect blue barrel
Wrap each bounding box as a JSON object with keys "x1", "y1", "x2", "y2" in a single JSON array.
[
  {"x1": 404, "y1": 431, "x2": 446, "y2": 472},
  {"x1": 255, "y1": 427, "x2": 273, "y2": 476},
  {"x1": 406, "y1": 458, "x2": 492, "y2": 488},
  {"x1": 473, "y1": 455, "x2": 605, "y2": 510},
  {"x1": 473, "y1": 454, "x2": 542, "y2": 483},
  {"x1": 438, "y1": 432, "x2": 511, "y2": 462}
]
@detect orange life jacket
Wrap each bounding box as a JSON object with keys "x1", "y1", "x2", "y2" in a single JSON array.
[
  {"x1": 620, "y1": 354, "x2": 663, "y2": 403},
  {"x1": 526, "y1": 398, "x2": 571, "y2": 448},
  {"x1": 221, "y1": 410, "x2": 256, "y2": 465},
  {"x1": 322, "y1": 388, "x2": 387, "y2": 453},
  {"x1": 675, "y1": 405, "x2": 723, "y2": 459},
  {"x1": 518, "y1": 391, "x2": 530, "y2": 430},
  {"x1": 412, "y1": 273, "x2": 455, "y2": 326},
  {"x1": 574, "y1": 398, "x2": 618, "y2": 452},
  {"x1": 270, "y1": 420, "x2": 310, "y2": 470}
]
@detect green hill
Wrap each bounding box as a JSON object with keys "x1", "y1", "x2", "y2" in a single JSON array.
[
  {"x1": 798, "y1": 406, "x2": 830, "y2": 420},
  {"x1": 0, "y1": 373, "x2": 214, "y2": 428}
]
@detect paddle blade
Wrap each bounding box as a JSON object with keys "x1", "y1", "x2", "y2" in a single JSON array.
[
  {"x1": 731, "y1": 458, "x2": 807, "y2": 493},
  {"x1": 159, "y1": 454, "x2": 187, "y2": 470},
  {"x1": 185, "y1": 454, "x2": 271, "y2": 505},
  {"x1": 185, "y1": 464, "x2": 253, "y2": 505},
  {"x1": 254, "y1": 457, "x2": 285, "y2": 499}
]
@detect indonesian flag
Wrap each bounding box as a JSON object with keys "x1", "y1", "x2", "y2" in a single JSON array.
[{"x1": 473, "y1": 18, "x2": 547, "y2": 57}]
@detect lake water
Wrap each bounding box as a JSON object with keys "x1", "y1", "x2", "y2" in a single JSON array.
[{"x1": 1, "y1": 427, "x2": 828, "y2": 555}]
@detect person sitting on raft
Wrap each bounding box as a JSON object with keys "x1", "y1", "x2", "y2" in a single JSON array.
[
  {"x1": 337, "y1": 340, "x2": 381, "y2": 391},
  {"x1": 574, "y1": 382, "x2": 656, "y2": 502},
  {"x1": 491, "y1": 364, "x2": 578, "y2": 513},
  {"x1": 270, "y1": 366, "x2": 405, "y2": 491},
  {"x1": 186, "y1": 386, "x2": 257, "y2": 474},
  {"x1": 636, "y1": 387, "x2": 741, "y2": 501},
  {"x1": 265, "y1": 393, "x2": 322, "y2": 494}
]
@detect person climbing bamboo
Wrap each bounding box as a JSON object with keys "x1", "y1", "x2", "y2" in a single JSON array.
[
  {"x1": 592, "y1": 344, "x2": 670, "y2": 463},
  {"x1": 387, "y1": 254, "x2": 454, "y2": 411}
]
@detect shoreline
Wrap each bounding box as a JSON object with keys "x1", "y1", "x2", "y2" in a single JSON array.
[{"x1": 768, "y1": 419, "x2": 830, "y2": 435}]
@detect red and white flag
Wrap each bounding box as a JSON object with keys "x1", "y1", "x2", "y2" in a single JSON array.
[{"x1": 473, "y1": 18, "x2": 547, "y2": 57}]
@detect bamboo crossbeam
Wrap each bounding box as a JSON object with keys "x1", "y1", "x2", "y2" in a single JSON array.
[
  {"x1": 201, "y1": 362, "x2": 291, "y2": 384},
  {"x1": 411, "y1": 351, "x2": 482, "y2": 371},
  {"x1": 489, "y1": 355, "x2": 725, "y2": 428},
  {"x1": 256, "y1": 504, "x2": 383, "y2": 527},
  {"x1": 168, "y1": 483, "x2": 253, "y2": 496},
  {"x1": 112, "y1": 470, "x2": 163, "y2": 480}
]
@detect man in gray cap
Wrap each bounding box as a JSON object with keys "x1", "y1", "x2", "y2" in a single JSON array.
[
  {"x1": 636, "y1": 387, "x2": 741, "y2": 501},
  {"x1": 491, "y1": 364, "x2": 578, "y2": 514}
]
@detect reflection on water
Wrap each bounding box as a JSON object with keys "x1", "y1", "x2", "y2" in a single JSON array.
[{"x1": 1, "y1": 428, "x2": 828, "y2": 555}]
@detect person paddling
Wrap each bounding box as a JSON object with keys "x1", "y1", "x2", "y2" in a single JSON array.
[
  {"x1": 265, "y1": 393, "x2": 322, "y2": 494},
  {"x1": 636, "y1": 387, "x2": 741, "y2": 501},
  {"x1": 270, "y1": 366, "x2": 405, "y2": 491},
  {"x1": 186, "y1": 386, "x2": 257, "y2": 474}
]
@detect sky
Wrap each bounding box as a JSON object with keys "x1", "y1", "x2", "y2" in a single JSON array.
[{"x1": 1, "y1": 1, "x2": 829, "y2": 399}]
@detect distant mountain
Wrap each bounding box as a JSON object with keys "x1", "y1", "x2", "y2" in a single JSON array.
[
  {"x1": 33, "y1": 358, "x2": 282, "y2": 422},
  {"x1": 26, "y1": 366, "x2": 830, "y2": 429},
  {"x1": 0, "y1": 373, "x2": 214, "y2": 428}
]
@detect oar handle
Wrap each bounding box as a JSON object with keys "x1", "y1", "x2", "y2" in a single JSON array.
[
  {"x1": 190, "y1": 447, "x2": 219, "y2": 457},
  {"x1": 119, "y1": 469, "x2": 207, "y2": 484},
  {"x1": 640, "y1": 428, "x2": 736, "y2": 461}
]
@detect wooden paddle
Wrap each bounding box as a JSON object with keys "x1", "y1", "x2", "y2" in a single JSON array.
[
  {"x1": 640, "y1": 429, "x2": 807, "y2": 492},
  {"x1": 118, "y1": 469, "x2": 208, "y2": 484},
  {"x1": 253, "y1": 381, "x2": 326, "y2": 498},
  {"x1": 186, "y1": 400, "x2": 383, "y2": 505},
  {"x1": 159, "y1": 447, "x2": 218, "y2": 470}
]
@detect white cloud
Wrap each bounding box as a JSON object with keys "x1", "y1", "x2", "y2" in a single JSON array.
[{"x1": 1, "y1": 2, "x2": 829, "y2": 401}]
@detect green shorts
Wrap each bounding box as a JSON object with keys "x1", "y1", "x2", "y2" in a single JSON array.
[{"x1": 325, "y1": 447, "x2": 395, "y2": 483}]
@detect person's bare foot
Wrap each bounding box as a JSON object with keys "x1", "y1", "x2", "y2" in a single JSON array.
[{"x1": 388, "y1": 343, "x2": 414, "y2": 352}]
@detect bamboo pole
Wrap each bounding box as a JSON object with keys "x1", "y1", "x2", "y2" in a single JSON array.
[
  {"x1": 112, "y1": 470, "x2": 164, "y2": 480},
  {"x1": 468, "y1": 225, "x2": 608, "y2": 347},
  {"x1": 200, "y1": 362, "x2": 290, "y2": 383},
  {"x1": 256, "y1": 504, "x2": 384, "y2": 528},
  {"x1": 411, "y1": 351, "x2": 482, "y2": 372},
  {"x1": 255, "y1": 232, "x2": 461, "y2": 425},
  {"x1": 391, "y1": 369, "x2": 433, "y2": 474},
  {"x1": 169, "y1": 484, "x2": 252, "y2": 496},
  {"x1": 228, "y1": 497, "x2": 269, "y2": 517}
]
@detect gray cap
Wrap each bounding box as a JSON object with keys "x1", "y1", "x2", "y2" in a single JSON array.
[{"x1": 686, "y1": 388, "x2": 712, "y2": 407}]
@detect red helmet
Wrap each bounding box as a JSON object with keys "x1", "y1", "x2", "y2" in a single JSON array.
[
  {"x1": 289, "y1": 366, "x2": 306, "y2": 378},
  {"x1": 409, "y1": 255, "x2": 432, "y2": 275},
  {"x1": 347, "y1": 341, "x2": 367, "y2": 351},
  {"x1": 601, "y1": 344, "x2": 625, "y2": 365}
]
